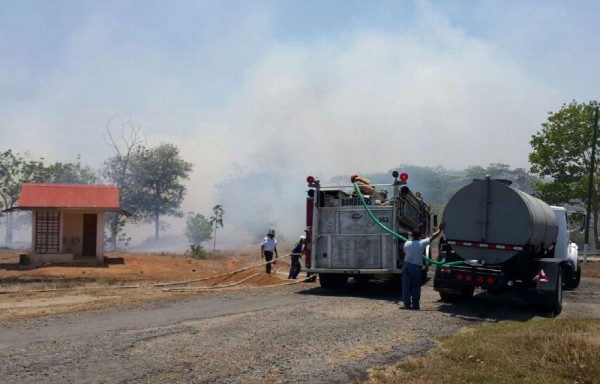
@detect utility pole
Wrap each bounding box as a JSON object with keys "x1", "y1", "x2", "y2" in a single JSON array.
[{"x1": 584, "y1": 106, "x2": 599, "y2": 263}]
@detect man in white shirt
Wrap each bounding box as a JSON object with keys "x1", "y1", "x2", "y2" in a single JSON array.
[{"x1": 261, "y1": 229, "x2": 279, "y2": 274}]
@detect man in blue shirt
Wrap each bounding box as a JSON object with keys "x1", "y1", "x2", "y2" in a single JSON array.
[{"x1": 402, "y1": 222, "x2": 445, "y2": 310}]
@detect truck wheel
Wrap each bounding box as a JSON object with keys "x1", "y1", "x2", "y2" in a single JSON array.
[
  {"x1": 439, "y1": 291, "x2": 457, "y2": 302},
  {"x1": 545, "y1": 266, "x2": 563, "y2": 315},
  {"x1": 319, "y1": 273, "x2": 333, "y2": 289},
  {"x1": 461, "y1": 286, "x2": 475, "y2": 299},
  {"x1": 564, "y1": 267, "x2": 581, "y2": 289},
  {"x1": 332, "y1": 274, "x2": 348, "y2": 289},
  {"x1": 392, "y1": 275, "x2": 402, "y2": 293}
]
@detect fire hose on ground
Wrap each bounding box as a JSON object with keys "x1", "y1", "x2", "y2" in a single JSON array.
[
  {"x1": 155, "y1": 251, "x2": 313, "y2": 291},
  {"x1": 0, "y1": 253, "x2": 310, "y2": 294}
]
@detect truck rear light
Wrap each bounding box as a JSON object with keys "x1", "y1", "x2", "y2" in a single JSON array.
[
  {"x1": 477, "y1": 276, "x2": 484, "y2": 284},
  {"x1": 487, "y1": 277, "x2": 495, "y2": 284},
  {"x1": 307, "y1": 176, "x2": 316, "y2": 184},
  {"x1": 465, "y1": 274, "x2": 473, "y2": 282},
  {"x1": 456, "y1": 273, "x2": 463, "y2": 281}
]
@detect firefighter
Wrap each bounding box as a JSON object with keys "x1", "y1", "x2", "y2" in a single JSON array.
[
  {"x1": 402, "y1": 222, "x2": 445, "y2": 310},
  {"x1": 260, "y1": 229, "x2": 279, "y2": 274},
  {"x1": 288, "y1": 235, "x2": 305, "y2": 279}
]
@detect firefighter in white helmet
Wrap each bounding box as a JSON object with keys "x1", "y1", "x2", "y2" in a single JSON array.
[
  {"x1": 288, "y1": 235, "x2": 306, "y2": 279},
  {"x1": 260, "y1": 229, "x2": 279, "y2": 274}
]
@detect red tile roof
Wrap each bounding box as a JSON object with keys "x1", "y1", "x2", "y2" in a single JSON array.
[{"x1": 18, "y1": 183, "x2": 120, "y2": 209}]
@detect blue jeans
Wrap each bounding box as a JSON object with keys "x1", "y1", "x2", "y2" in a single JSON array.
[{"x1": 402, "y1": 262, "x2": 422, "y2": 309}]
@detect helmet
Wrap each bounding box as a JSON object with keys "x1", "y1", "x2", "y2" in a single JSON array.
[
  {"x1": 299, "y1": 235, "x2": 306, "y2": 241},
  {"x1": 267, "y1": 229, "x2": 276, "y2": 236}
]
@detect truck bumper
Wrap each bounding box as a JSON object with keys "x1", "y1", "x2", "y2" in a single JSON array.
[
  {"x1": 433, "y1": 266, "x2": 508, "y2": 292},
  {"x1": 304, "y1": 268, "x2": 401, "y2": 275}
]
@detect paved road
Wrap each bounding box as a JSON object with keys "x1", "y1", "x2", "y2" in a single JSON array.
[{"x1": 1, "y1": 277, "x2": 598, "y2": 384}]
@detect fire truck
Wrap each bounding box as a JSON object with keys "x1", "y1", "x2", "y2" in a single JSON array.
[{"x1": 303, "y1": 171, "x2": 434, "y2": 289}]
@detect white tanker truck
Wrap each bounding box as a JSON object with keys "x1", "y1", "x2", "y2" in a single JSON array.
[{"x1": 434, "y1": 177, "x2": 581, "y2": 314}]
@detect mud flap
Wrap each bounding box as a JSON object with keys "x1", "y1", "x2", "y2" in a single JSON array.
[{"x1": 523, "y1": 258, "x2": 563, "y2": 314}]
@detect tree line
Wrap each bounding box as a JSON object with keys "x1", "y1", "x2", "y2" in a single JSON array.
[{"x1": 1, "y1": 100, "x2": 599, "y2": 250}]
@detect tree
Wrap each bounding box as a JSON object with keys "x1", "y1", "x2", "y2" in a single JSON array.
[
  {"x1": 131, "y1": 143, "x2": 193, "y2": 241},
  {"x1": 464, "y1": 163, "x2": 541, "y2": 194},
  {"x1": 102, "y1": 117, "x2": 145, "y2": 251},
  {"x1": 185, "y1": 212, "x2": 213, "y2": 245},
  {"x1": 529, "y1": 100, "x2": 600, "y2": 247},
  {"x1": 210, "y1": 204, "x2": 224, "y2": 253},
  {"x1": 0, "y1": 150, "x2": 47, "y2": 246},
  {"x1": 43, "y1": 155, "x2": 98, "y2": 184}
]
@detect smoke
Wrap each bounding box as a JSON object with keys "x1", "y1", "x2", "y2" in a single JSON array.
[{"x1": 3, "y1": 2, "x2": 598, "y2": 250}]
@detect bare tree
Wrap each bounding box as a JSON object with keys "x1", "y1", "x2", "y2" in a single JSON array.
[{"x1": 102, "y1": 116, "x2": 145, "y2": 251}]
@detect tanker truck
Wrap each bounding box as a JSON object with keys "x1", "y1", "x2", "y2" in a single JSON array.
[{"x1": 434, "y1": 177, "x2": 580, "y2": 314}]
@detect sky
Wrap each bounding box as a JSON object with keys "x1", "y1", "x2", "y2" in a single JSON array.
[{"x1": 1, "y1": 1, "x2": 599, "y2": 247}]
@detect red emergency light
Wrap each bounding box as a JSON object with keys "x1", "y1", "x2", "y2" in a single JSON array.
[
  {"x1": 307, "y1": 176, "x2": 316, "y2": 184},
  {"x1": 400, "y1": 173, "x2": 408, "y2": 182}
]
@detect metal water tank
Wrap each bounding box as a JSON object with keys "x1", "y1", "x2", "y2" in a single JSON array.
[{"x1": 442, "y1": 177, "x2": 558, "y2": 264}]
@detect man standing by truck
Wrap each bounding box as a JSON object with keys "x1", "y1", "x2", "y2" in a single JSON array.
[
  {"x1": 402, "y1": 222, "x2": 445, "y2": 310},
  {"x1": 288, "y1": 235, "x2": 305, "y2": 279}
]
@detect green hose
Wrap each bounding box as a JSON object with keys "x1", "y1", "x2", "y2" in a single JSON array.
[{"x1": 353, "y1": 183, "x2": 464, "y2": 267}]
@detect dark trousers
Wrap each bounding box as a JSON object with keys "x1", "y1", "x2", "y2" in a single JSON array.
[
  {"x1": 402, "y1": 262, "x2": 422, "y2": 309},
  {"x1": 288, "y1": 256, "x2": 301, "y2": 279},
  {"x1": 264, "y1": 251, "x2": 274, "y2": 274}
]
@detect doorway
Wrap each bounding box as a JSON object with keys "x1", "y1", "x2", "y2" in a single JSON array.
[{"x1": 82, "y1": 214, "x2": 97, "y2": 257}]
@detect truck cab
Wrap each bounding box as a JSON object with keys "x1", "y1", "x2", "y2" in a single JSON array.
[{"x1": 552, "y1": 206, "x2": 580, "y2": 288}]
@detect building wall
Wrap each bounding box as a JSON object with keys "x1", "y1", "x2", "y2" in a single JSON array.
[{"x1": 63, "y1": 213, "x2": 84, "y2": 256}]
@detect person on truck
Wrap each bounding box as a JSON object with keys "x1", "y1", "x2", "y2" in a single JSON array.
[
  {"x1": 402, "y1": 222, "x2": 445, "y2": 310},
  {"x1": 261, "y1": 229, "x2": 279, "y2": 275},
  {"x1": 288, "y1": 235, "x2": 305, "y2": 279}
]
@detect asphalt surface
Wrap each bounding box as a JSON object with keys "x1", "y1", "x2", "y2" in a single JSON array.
[{"x1": 1, "y1": 276, "x2": 598, "y2": 384}]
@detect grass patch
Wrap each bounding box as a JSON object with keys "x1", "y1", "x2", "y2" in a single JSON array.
[
  {"x1": 367, "y1": 318, "x2": 600, "y2": 384},
  {"x1": 582, "y1": 262, "x2": 600, "y2": 279}
]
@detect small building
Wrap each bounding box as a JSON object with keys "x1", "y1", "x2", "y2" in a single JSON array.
[{"x1": 7, "y1": 183, "x2": 127, "y2": 266}]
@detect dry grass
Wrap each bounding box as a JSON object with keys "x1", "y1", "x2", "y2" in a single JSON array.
[
  {"x1": 582, "y1": 261, "x2": 600, "y2": 279},
  {"x1": 365, "y1": 318, "x2": 600, "y2": 384},
  {"x1": 364, "y1": 261, "x2": 600, "y2": 384}
]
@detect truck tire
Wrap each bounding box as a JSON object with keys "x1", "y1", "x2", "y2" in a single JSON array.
[
  {"x1": 543, "y1": 266, "x2": 563, "y2": 315},
  {"x1": 332, "y1": 274, "x2": 348, "y2": 289},
  {"x1": 461, "y1": 286, "x2": 475, "y2": 299},
  {"x1": 439, "y1": 291, "x2": 456, "y2": 302},
  {"x1": 439, "y1": 287, "x2": 474, "y2": 302},
  {"x1": 392, "y1": 275, "x2": 402, "y2": 293},
  {"x1": 564, "y1": 266, "x2": 581, "y2": 289},
  {"x1": 319, "y1": 273, "x2": 334, "y2": 289}
]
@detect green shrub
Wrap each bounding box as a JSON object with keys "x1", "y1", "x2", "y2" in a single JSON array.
[{"x1": 189, "y1": 244, "x2": 208, "y2": 259}]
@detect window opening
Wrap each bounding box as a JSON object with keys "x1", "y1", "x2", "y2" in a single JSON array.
[{"x1": 35, "y1": 211, "x2": 60, "y2": 253}]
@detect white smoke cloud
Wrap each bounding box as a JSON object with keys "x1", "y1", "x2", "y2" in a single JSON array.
[{"x1": 1, "y1": 1, "x2": 598, "y2": 248}]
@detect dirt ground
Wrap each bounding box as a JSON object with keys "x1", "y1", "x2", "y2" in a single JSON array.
[{"x1": 0, "y1": 247, "x2": 297, "y2": 321}]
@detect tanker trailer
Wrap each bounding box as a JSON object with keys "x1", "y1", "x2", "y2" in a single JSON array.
[{"x1": 433, "y1": 177, "x2": 580, "y2": 314}]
